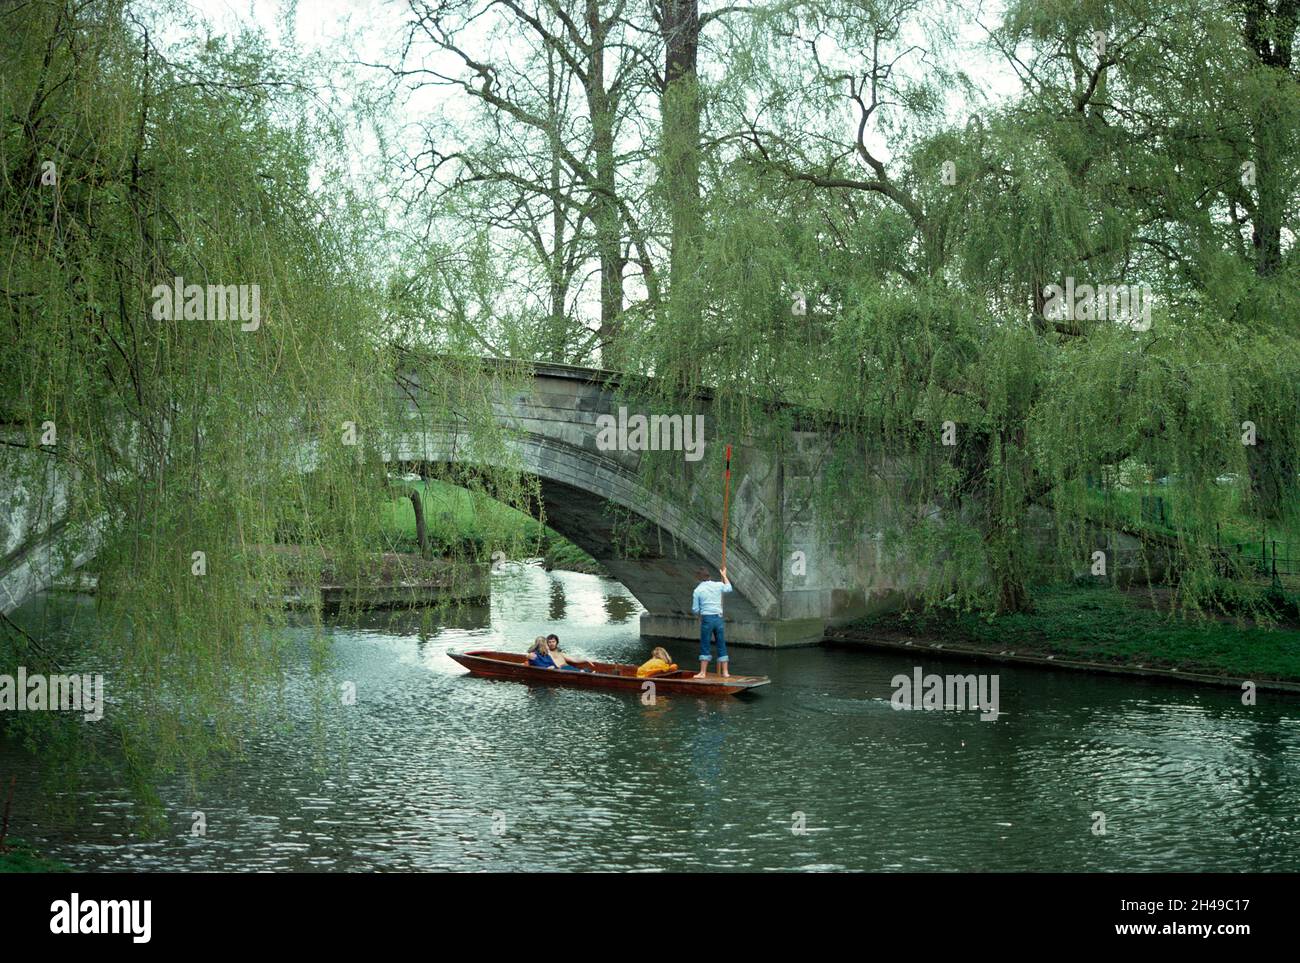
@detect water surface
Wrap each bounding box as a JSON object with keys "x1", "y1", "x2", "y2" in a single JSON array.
[{"x1": 3, "y1": 563, "x2": 1298, "y2": 871}]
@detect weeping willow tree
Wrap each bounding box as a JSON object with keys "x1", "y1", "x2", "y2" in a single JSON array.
[
  {"x1": 619, "y1": 0, "x2": 1299, "y2": 617},
  {"x1": 383, "y1": 0, "x2": 1297, "y2": 624},
  {"x1": 0, "y1": 0, "x2": 528, "y2": 823}
]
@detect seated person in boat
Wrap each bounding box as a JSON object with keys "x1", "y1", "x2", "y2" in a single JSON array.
[
  {"x1": 636, "y1": 647, "x2": 678, "y2": 679},
  {"x1": 526, "y1": 636, "x2": 558, "y2": 669},
  {"x1": 546, "y1": 633, "x2": 596, "y2": 672}
]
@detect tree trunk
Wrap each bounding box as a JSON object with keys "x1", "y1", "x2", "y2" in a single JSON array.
[
  {"x1": 408, "y1": 488, "x2": 429, "y2": 558},
  {"x1": 994, "y1": 561, "x2": 1033, "y2": 614},
  {"x1": 587, "y1": 0, "x2": 624, "y2": 368},
  {"x1": 1251, "y1": 94, "x2": 1285, "y2": 276},
  {"x1": 662, "y1": 0, "x2": 702, "y2": 294},
  {"x1": 1242, "y1": 0, "x2": 1295, "y2": 277},
  {"x1": 987, "y1": 426, "x2": 1034, "y2": 614},
  {"x1": 661, "y1": 0, "x2": 703, "y2": 386},
  {"x1": 546, "y1": 47, "x2": 571, "y2": 361},
  {"x1": 1247, "y1": 436, "x2": 1294, "y2": 518}
]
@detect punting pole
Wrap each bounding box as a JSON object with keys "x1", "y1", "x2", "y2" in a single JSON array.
[{"x1": 721, "y1": 444, "x2": 732, "y2": 571}]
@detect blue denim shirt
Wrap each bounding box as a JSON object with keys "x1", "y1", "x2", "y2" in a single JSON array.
[{"x1": 691, "y1": 579, "x2": 732, "y2": 616}]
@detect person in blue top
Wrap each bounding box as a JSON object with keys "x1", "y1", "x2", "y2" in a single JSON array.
[
  {"x1": 526, "y1": 636, "x2": 557, "y2": 668},
  {"x1": 526, "y1": 634, "x2": 595, "y2": 672},
  {"x1": 691, "y1": 564, "x2": 733, "y2": 678}
]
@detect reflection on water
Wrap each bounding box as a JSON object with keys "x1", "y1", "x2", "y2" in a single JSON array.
[
  {"x1": 603, "y1": 593, "x2": 638, "y2": 624},
  {"x1": 548, "y1": 574, "x2": 565, "y2": 622},
  {"x1": 3, "y1": 561, "x2": 1300, "y2": 872}
]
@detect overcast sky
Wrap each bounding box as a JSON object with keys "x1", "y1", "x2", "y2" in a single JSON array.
[{"x1": 166, "y1": 0, "x2": 1022, "y2": 312}]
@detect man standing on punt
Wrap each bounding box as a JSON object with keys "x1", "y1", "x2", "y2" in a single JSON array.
[{"x1": 692, "y1": 565, "x2": 733, "y2": 678}]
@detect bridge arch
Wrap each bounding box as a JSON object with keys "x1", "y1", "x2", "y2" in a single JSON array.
[
  {"x1": 4, "y1": 362, "x2": 856, "y2": 648},
  {"x1": 392, "y1": 430, "x2": 779, "y2": 626}
]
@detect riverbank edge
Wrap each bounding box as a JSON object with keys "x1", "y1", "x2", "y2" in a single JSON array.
[
  {"x1": 53, "y1": 551, "x2": 494, "y2": 611},
  {"x1": 53, "y1": 552, "x2": 608, "y2": 605},
  {"x1": 824, "y1": 627, "x2": 1300, "y2": 695},
  {"x1": 0, "y1": 838, "x2": 70, "y2": 873}
]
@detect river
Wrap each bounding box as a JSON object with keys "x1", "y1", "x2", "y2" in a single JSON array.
[{"x1": 3, "y1": 563, "x2": 1299, "y2": 871}]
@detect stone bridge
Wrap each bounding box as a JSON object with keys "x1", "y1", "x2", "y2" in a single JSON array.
[
  {"x1": 385, "y1": 362, "x2": 916, "y2": 646},
  {"x1": 3, "y1": 361, "x2": 921, "y2": 647}
]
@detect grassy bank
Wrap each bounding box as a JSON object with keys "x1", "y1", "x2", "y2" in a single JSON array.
[
  {"x1": 383, "y1": 479, "x2": 606, "y2": 575},
  {"x1": 1081, "y1": 482, "x2": 1297, "y2": 543},
  {"x1": 0, "y1": 839, "x2": 68, "y2": 872},
  {"x1": 842, "y1": 583, "x2": 1300, "y2": 684}
]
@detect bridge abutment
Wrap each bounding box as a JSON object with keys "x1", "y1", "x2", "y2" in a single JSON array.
[{"x1": 638, "y1": 612, "x2": 827, "y2": 648}]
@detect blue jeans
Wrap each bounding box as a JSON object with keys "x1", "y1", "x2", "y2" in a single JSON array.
[{"x1": 699, "y1": 614, "x2": 728, "y2": 663}]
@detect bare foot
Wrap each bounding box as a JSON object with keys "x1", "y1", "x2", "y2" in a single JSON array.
[{"x1": 692, "y1": 672, "x2": 707, "y2": 679}]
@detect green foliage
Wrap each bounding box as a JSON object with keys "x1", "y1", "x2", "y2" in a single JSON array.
[
  {"x1": 0, "y1": 1, "x2": 514, "y2": 821},
  {"x1": 852, "y1": 582, "x2": 1300, "y2": 682},
  {"x1": 382, "y1": 478, "x2": 600, "y2": 574},
  {"x1": 3, "y1": 0, "x2": 1299, "y2": 819},
  {"x1": 626, "y1": 0, "x2": 1300, "y2": 617},
  {"x1": 0, "y1": 838, "x2": 70, "y2": 873}
]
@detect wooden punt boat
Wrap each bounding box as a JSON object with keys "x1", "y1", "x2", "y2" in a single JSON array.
[{"x1": 448, "y1": 649, "x2": 770, "y2": 696}]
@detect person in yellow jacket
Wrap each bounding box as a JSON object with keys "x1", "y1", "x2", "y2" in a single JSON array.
[{"x1": 636, "y1": 647, "x2": 678, "y2": 679}]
